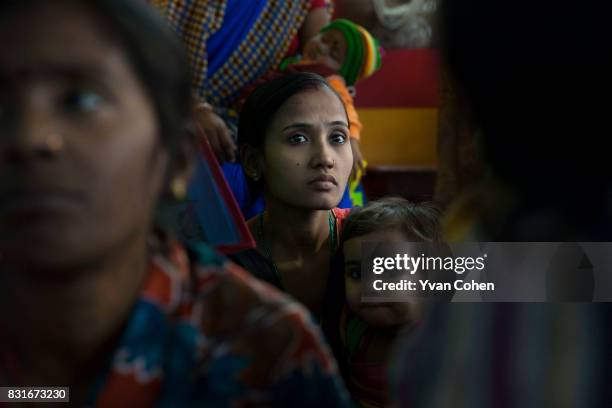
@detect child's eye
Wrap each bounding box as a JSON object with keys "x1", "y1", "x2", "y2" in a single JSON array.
[
  {"x1": 346, "y1": 267, "x2": 361, "y2": 280},
  {"x1": 288, "y1": 134, "x2": 308, "y2": 144},
  {"x1": 330, "y1": 132, "x2": 347, "y2": 144},
  {"x1": 63, "y1": 90, "x2": 104, "y2": 113}
]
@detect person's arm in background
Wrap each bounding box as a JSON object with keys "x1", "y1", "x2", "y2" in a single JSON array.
[
  {"x1": 327, "y1": 75, "x2": 366, "y2": 179},
  {"x1": 193, "y1": 98, "x2": 237, "y2": 163},
  {"x1": 195, "y1": 0, "x2": 332, "y2": 164},
  {"x1": 148, "y1": 0, "x2": 236, "y2": 164}
]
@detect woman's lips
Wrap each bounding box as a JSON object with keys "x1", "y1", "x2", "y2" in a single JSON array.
[
  {"x1": 308, "y1": 175, "x2": 337, "y2": 191},
  {"x1": 0, "y1": 188, "x2": 85, "y2": 216}
]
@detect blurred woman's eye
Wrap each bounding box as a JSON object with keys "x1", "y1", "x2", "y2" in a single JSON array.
[
  {"x1": 346, "y1": 267, "x2": 361, "y2": 280},
  {"x1": 288, "y1": 134, "x2": 308, "y2": 144},
  {"x1": 62, "y1": 90, "x2": 104, "y2": 113},
  {"x1": 330, "y1": 132, "x2": 347, "y2": 144}
]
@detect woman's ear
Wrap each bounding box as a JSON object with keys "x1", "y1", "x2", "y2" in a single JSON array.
[
  {"x1": 240, "y1": 144, "x2": 263, "y2": 181},
  {"x1": 165, "y1": 120, "x2": 198, "y2": 200}
]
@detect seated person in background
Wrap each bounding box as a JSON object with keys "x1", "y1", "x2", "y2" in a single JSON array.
[
  {"x1": 232, "y1": 19, "x2": 382, "y2": 217},
  {"x1": 230, "y1": 72, "x2": 354, "y2": 322},
  {"x1": 150, "y1": 0, "x2": 334, "y2": 163},
  {"x1": 334, "y1": 198, "x2": 442, "y2": 407},
  {"x1": 0, "y1": 1, "x2": 349, "y2": 406}
]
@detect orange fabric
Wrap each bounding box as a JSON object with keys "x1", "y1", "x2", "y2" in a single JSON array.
[{"x1": 327, "y1": 75, "x2": 362, "y2": 140}]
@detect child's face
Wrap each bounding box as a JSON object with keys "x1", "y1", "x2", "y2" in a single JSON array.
[
  {"x1": 343, "y1": 228, "x2": 423, "y2": 327},
  {"x1": 303, "y1": 29, "x2": 347, "y2": 72}
]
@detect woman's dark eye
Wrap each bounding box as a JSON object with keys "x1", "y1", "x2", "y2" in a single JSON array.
[
  {"x1": 288, "y1": 134, "x2": 308, "y2": 144},
  {"x1": 330, "y1": 132, "x2": 347, "y2": 144},
  {"x1": 63, "y1": 90, "x2": 104, "y2": 113},
  {"x1": 346, "y1": 267, "x2": 361, "y2": 280}
]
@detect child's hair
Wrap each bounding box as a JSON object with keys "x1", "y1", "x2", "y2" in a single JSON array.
[
  {"x1": 341, "y1": 197, "x2": 442, "y2": 244},
  {"x1": 321, "y1": 19, "x2": 382, "y2": 86}
]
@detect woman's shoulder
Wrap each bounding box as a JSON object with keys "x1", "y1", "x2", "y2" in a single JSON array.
[
  {"x1": 187, "y1": 246, "x2": 350, "y2": 405},
  {"x1": 138, "y1": 237, "x2": 351, "y2": 405},
  {"x1": 187, "y1": 241, "x2": 286, "y2": 317}
]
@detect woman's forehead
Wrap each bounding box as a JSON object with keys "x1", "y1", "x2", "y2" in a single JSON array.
[
  {"x1": 271, "y1": 87, "x2": 348, "y2": 128},
  {"x1": 0, "y1": 3, "x2": 124, "y2": 75}
]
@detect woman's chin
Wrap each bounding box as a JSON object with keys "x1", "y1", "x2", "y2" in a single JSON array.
[
  {"x1": 279, "y1": 191, "x2": 343, "y2": 210},
  {"x1": 307, "y1": 196, "x2": 343, "y2": 210}
]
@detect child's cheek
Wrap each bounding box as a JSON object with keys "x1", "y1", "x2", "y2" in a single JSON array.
[{"x1": 395, "y1": 302, "x2": 422, "y2": 326}]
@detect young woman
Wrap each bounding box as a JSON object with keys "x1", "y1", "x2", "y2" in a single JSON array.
[
  {"x1": 0, "y1": 2, "x2": 349, "y2": 406},
  {"x1": 231, "y1": 72, "x2": 353, "y2": 320}
]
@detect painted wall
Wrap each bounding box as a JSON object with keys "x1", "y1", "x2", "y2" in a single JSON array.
[{"x1": 354, "y1": 49, "x2": 439, "y2": 167}]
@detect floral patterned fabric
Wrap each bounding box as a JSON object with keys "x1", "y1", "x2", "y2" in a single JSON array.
[{"x1": 89, "y1": 238, "x2": 350, "y2": 407}]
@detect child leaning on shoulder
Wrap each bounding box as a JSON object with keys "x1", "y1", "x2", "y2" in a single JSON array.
[{"x1": 335, "y1": 197, "x2": 442, "y2": 407}]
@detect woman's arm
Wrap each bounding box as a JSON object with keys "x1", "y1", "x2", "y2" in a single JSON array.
[{"x1": 193, "y1": 99, "x2": 237, "y2": 163}]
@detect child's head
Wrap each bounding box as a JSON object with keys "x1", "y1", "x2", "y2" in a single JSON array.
[
  {"x1": 340, "y1": 198, "x2": 442, "y2": 327},
  {"x1": 303, "y1": 19, "x2": 382, "y2": 86}
]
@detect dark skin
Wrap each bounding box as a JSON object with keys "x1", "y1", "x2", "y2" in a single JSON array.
[
  {"x1": 247, "y1": 208, "x2": 332, "y2": 317},
  {"x1": 0, "y1": 4, "x2": 191, "y2": 404},
  {"x1": 243, "y1": 88, "x2": 353, "y2": 316},
  {"x1": 344, "y1": 229, "x2": 423, "y2": 363}
]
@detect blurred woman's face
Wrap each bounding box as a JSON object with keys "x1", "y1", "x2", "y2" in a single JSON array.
[
  {"x1": 0, "y1": 4, "x2": 169, "y2": 270},
  {"x1": 303, "y1": 29, "x2": 347, "y2": 72},
  {"x1": 262, "y1": 87, "x2": 352, "y2": 209}
]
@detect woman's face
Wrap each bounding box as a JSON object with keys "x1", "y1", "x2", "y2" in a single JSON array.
[
  {"x1": 261, "y1": 87, "x2": 352, "y2": 210},
  {"x1": 0, "y1": 4, "x2": 169, "y2": 269}
]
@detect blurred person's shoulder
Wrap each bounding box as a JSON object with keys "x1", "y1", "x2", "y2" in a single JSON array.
[{"x1": 187, "y1": 242, "x2": 344, "y2": 391}]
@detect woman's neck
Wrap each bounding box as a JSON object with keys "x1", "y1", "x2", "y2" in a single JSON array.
[
  {"x1": 0, "y1": 232, "x2": 150, "y2": 396},
  {"x1": 264, "y1": 199, "x2": 332, "y2": 253}
]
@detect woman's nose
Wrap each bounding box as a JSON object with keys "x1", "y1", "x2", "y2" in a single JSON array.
[
  {"x1": 309, "y1": 138, "x2": 335, "y2": 169},
  {"x1": 1, "y1": 105, "x2": 64, "y2": 160}
]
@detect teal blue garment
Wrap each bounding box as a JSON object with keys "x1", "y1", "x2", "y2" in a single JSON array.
[{"x1": 206, "y1": 0, "x2": 266, "y2": 77}]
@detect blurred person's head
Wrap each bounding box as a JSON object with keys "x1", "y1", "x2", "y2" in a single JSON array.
[
  {"x1": 302, "y1": 19, "x2": 382, "y2": 86},
  {"x1": 340, "y1": 198, "x2": 442, "y2": 327},
  {"x1": 0, "y1": 0, "x2": 194, "y2": 272},
  {"x1": 440, "y1": 0, "x2": 611, "y2": 215},
  {"x1": 238, "y1": 72, "x2": 353, "y2": 211}
]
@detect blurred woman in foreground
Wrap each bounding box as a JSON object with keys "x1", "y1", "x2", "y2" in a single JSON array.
[{"x1": 0, "y1": 1, "x2": 349, "y2": 406}]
